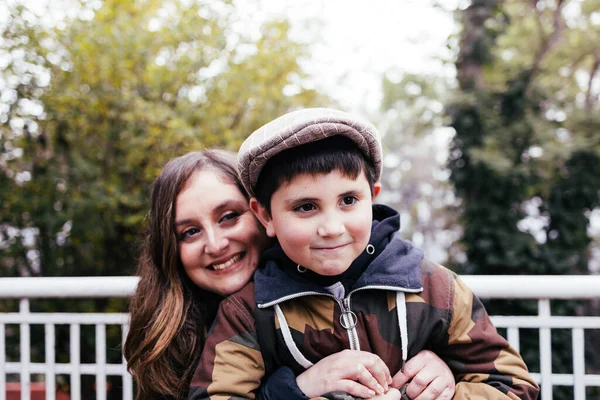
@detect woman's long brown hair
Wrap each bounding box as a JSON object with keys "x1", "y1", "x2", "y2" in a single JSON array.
[{"x1": 124, "y1": 150, "x2": 247, "y2": 399}]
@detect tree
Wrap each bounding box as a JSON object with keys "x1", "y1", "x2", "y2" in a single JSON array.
[
  {"x1": 0, "y1": 0, "x2": 326, "y2": 280},
  {"x1": 0, "y1": 1, "x2": 327, "y2": 396},
  {"x1": 448, "y1": 1, "x2": 600, "y2": 398}
]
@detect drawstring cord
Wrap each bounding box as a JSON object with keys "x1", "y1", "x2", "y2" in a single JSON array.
[{"x1": 396, "y1": 291, "x2": 408, "y2": 372}]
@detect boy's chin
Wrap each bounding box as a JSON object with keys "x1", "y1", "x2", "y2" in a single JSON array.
[{"x1": 308, "y1": 264, "x2": 350, "y2": 276}]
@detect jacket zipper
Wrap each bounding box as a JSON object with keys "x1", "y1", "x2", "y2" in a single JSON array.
[{"x1": 339, "y1": 296, "x2": 359, "y2": 350}]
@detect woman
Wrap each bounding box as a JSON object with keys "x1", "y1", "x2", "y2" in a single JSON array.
[{"x1": 124, "y1": 150, "x2": 454, "y2": 400}]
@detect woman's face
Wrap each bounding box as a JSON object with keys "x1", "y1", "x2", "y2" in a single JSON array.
[{"x1": 174, "y1": 169, "x2": 271, "y2": 297}]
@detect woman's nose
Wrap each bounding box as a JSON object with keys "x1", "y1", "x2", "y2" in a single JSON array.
[{"x1": 204, "y1": 228, "x2": 229, "y2": 255}]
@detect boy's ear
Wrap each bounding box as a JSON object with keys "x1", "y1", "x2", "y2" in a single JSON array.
[
  {"x1": 249, "y1": 198, "x2": 276, "y2": 237},
  {"x1": 373, "y1": 181, "x2": 382, "y2": 200}
]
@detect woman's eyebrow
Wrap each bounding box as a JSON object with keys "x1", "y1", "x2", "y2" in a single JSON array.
[
  {"x1": 174, "y1": 199, "x2": 247, "y2": 228},
  {"x1": 174, "y1": 218, "x2": 192, "y2": 228},
  {"x1": 213, "y1": 199, "x2": 247, "y2": 213}
]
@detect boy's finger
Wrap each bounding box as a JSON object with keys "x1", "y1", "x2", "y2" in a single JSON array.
[
  {"x1": 438, "y1": 387, "x2": 455, "y2": 400},
  {"x1": 370, "y1": 388, "x2": 402, "y2": 400},
  {"x1": 391, "y1": 352, "x2": 428, "y2": 388},
  {"x1": 391, "y1": 360, "x2": 425, "y2": 388},
  {"x1": 355, "y1": 363, "x2": 385, "y2": 394},
  {"x1": 361, "y1": 354, "x2": 392, "y2": 391},
  {"x1": 411, "y1": 376, "x2": 451, "y2": 400},
  {"x1": 335, "y1": 379, "x2": 376, "y2": 399},
  {"x1": 391, "y1": 369, "x2": 410, "y2": 389}
]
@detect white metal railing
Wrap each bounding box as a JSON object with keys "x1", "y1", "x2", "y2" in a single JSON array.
[
  {"x1": 0, "y1": 275, "x2": 599, "y2": 400},
  {"x1": 0, "y1": 277, "x2": 136, "y2": 400}
]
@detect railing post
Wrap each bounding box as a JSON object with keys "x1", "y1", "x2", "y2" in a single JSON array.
[
  {"x1": 96, "y1": 324, "x2": 106, "y2": 400},
  {"x1": 19, "y1": 299, "x2": 30, "y2": 400},
  {"x1": 70, "y1": 324, "x2": 81, "y2": 400},
  {"x1": 507, "y1": 327, "x2": 520, "y2": 353},
  {"x1": 45, "y1": 323, "x2": 56, "y2": 400},
  {"x1": 539, "y1": 299, "x2": 552, "y2": 400},
  {"x1": 0, "y1": 323, "x2": 5, "y2": 400},
  {"x1": 572, "y1": 328, "x2": 585, "y2": 400},
  {"x1": 122, "y1": 323, "x2": 133, "y2": 400}
]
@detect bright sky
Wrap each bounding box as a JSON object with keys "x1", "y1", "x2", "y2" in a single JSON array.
[
  {"x1": 2, "y1": 0, "x2": 461, "y2": 111},
  {"x1": 245, "y1": 0, "x2": 461, "y2": 111}
]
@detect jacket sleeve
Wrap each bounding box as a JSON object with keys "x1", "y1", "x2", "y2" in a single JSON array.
[
  {"x1": 438, "y1": 276, "x2": 540, "y2": 400},
  {"x1": 256, "y1": 366, "x2": 309, "y2": 400},
  {"x1": 188, "y1": 286, "x2": 264, "y2": 400}
]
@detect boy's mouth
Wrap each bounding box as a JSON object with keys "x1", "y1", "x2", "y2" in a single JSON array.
[
  {"x1": 313, "y1": 243, "x2": 350, "y2": 251},
  {"x1": 209, "y1": 253, "x2": 244, "y2": 271}
]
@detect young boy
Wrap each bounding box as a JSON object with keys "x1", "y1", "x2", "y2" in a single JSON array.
[{"x1": 190, "y1": 108, "x2": 539, "y2": 399}]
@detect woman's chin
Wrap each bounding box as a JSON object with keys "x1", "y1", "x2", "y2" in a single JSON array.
[
  {"x1": 215, "y1": 269, "x2": 254, "y2": 296},
  {"x1": 216, "y1": 279, "x2": 248, "y2": 296}
]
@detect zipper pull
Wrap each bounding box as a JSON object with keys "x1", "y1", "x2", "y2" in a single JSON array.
[{"x1": 339, "y1": 298, "x2": 357, "y2": 329}]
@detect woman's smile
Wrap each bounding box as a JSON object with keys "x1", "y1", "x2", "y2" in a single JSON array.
[{"x1": 209, "y1": 252, "x2": 244, "y2": 272}]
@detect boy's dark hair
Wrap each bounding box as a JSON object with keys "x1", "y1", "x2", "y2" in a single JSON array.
[{"x1": 254, "y1": 135, "x2": 377, "y2": 214}]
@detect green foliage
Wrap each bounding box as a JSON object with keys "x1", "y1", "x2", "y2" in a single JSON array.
[
  {"x1": 0, "y1": 1, "x2": 327, "y2": 396},
  {"x1": 450, "y1": 0, "x2": 600, "y2": 273},
  {"x1": 449, "y1": 1, "x2": 600, "y2": 397},
  {"x1": 0, "y1": 0, "x2": 326, "y2": 279}
]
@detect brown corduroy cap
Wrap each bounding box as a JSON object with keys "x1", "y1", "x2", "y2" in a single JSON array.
[{"x1": 237, "y1": 107, "x2": 383, "y2": 197}]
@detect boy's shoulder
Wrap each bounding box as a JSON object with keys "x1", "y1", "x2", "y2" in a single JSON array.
[
  {"x1": 417, "y1": 259, "x2": 469, "y2": 311},
  {"x1": 419, "y1": 258, "x2": 457, "y2": 282}
]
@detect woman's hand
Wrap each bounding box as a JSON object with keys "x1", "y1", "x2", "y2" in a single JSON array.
[
  {"x1": 296, "y1": 349, "x2": 393, "y2": 398},
  {"x1": 391, "y1": 350, "x2": 454, "y2": 399}
]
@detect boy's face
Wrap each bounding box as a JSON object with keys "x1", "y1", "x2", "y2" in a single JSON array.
[{"x1": 251, "y1": 170, "x2": 375, "y2": 276}]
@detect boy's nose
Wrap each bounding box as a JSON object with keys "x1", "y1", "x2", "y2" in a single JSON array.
[{"x1": 317, "y1": 214, "x2": 346, "y2": 237}]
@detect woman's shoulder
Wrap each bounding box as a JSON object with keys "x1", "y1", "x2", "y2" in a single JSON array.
[
  {"x1": 214, "y1": 281, "x2": 260, "y2": 334},
  {"x1": 219, "y1": 281, "x2": 257, "y2": 314}
]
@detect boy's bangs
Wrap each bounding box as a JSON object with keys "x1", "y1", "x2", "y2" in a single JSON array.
[
  {"x1": 255, "y1": 136, "x2": 376, "y2": 213},
  {"x1": 277, "y1": 150, "x2": 365, "y2": 186}
]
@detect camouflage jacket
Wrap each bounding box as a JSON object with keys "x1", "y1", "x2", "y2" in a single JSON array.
[{"x1": 189, "y1": 207, "x2": 539, "y2": 400}]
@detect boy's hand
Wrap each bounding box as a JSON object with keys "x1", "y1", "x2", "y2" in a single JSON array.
[
  {"x1": 296, "y1": 349, "x2": 393, "y2": 398},
  {"x1": 370, "y1": 388, "x2": 403, "y2": 400},
  {"x1": 391, "y1": 350, "x2": 454, "y2": 399}
]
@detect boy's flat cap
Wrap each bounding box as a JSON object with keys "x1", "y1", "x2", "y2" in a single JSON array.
[{"x1": 238, "y1": 107, "x2": 383, "y2": 197}]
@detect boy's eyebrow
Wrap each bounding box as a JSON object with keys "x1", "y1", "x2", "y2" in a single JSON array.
[
  {"x1": 284, "y1": 196, "x2": 319, "y2": 206},
  {"x1": 339, "y1": 189, "x2": 362, "y2": 197}
]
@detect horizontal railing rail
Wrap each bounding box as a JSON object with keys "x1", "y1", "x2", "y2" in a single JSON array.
[
  {"x1": 1, "y1": 275, "x2": 599, "y2": 400},
  {"x1": 1, "y1": 275, "x2": 599, "y2": 298}
]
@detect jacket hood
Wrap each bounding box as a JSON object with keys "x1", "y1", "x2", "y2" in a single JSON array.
[{"x1": 255, "y1": 204, "x2": 424, "y2": 306}]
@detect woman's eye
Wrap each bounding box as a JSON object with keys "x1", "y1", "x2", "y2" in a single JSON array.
[
  {"x1": 220, "y1": 211, "x2": 240, "y2": 223},
  {"x1": 294, "y1": 203, "x2": 316, "y2": 213},
  {"x1": 342, "y1": 196, "x2": 357, "y2": 206},
  {"x1": 180, "y1": 227, "x2": 200, "y2": 240}
]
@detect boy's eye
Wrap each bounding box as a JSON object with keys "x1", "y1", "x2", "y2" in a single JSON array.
[
  {"x1": 341, "y1": 196, "x2": 358, "y2": 206},
  {"x1": 294, "y1": 203, "x2": 316, "y2": 213}
]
